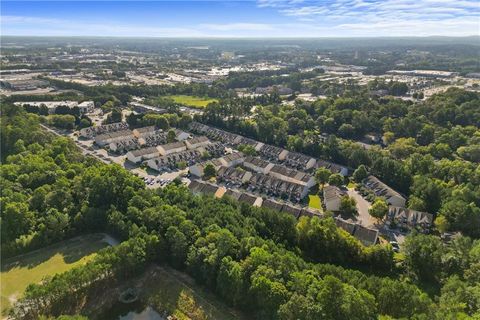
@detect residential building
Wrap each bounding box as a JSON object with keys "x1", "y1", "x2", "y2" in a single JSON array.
[
  {"x1": 79, "y1": 122, "x2": 129, "y2": 138},
  {"x1": 258, "y1": 144, "x2": 289, "y2": 161},
  {"x1": 109, "y1": 138, "x2": 140, "y2": 153},
  {"x1": 126, "y1": 146, "x2": 160, "y2": 163},
  {"x1": 217, "y1": 166, "x2": 253, "y2": 185},
  {"x1": 387, "y1": 206, "x2": 433, "y2": 233},
  {"x1": 269, "y1": 164, "x2": 315, "y2": 187},
  {"x1": 243, "y1": 156, "x2": 274, "y2": 174},
  {"x1": 94, "y1": 130, "x2": 133, "y2": 147},
  {"x1": 335, "y1": 218, "x2": 379, "y2": 246},
  {"x1": 284, "y1": 151, "x2": 317, "y2": 170},
  {"x1": 364, "y1": 175, "x2": 406, "y2": 207},
  {"x1": 157, "y1": 141, "x2": 187, "y2": 156},
  {"x1": 185, "y1": 136, "x2": 210, "y2": 149},
  {"x1": 132, "y1": 126, "x2": 156, "y2": 138},
  {"x1": 148, "y1": 149, "x2": 202, "y2": 171},
  {"x1": 315, "y1": 160, "x2": 348, "y2": 176},
  {"x1": 323, "y1": 185, "x2": 346, "y2": 212},
  {"x1": 77, "y1": 101, "x2": 95, "y2": 113}
]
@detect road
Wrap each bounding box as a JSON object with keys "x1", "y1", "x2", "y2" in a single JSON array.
[{"x1": 347, "y1": 188, "x2": 375, "y2": 227}]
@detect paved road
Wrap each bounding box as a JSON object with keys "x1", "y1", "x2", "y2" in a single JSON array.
[{"x1": 347, "y1": 188, "x2": 374, "y2": 227}]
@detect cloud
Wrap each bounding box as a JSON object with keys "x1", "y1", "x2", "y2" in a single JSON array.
[{"x1": 258, "y1": 0, "x2": 480, "y2": 36}]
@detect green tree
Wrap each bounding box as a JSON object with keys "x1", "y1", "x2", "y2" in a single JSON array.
[
  {"x1": 404, "y1": 233, "x2": 443, "y2": 283},
  {"x1": 315, "y1": 167, "x2": 332, "y2": 185},
  {"x1": 203, "y1": 163, "x2": 216, "y2": 179},
  {"x1": 369, "y1": 199, "x2": 388, "y2": 220},
  {"x1": 328, "y1": 173, "x2": 344, "y2": 187},
  {"x1": 339, "y1": 196, "x2": 358, "y2": 217},
  {"x1": 353, "y1": 165, "x2": 368, "y2": 182}
]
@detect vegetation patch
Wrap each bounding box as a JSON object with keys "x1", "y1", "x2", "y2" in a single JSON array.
[
  {"x1": 1, "y1": 234, "x2": 109, "y2": 315},
  {"x1": 308, "y1": 195, "x2": 322, "y2": 210},
  {"x1": 168, "y1": 95, "x2": 218, "y2": 108}
]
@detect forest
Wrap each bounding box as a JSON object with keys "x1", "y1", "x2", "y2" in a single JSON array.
[{"x1": 1, "y1": 101, "x2": 479, "y2": 319}]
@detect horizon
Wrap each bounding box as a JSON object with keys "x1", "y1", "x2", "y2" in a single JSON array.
[{"x1": 2, "y1": 0, "x2": 479, "y2": 38}]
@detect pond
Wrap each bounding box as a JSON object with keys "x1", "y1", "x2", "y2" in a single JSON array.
[
  {"x1": 97, "y1": 300, "x2": 165, "y2": 320},
  {"x1": 119, "y1": 306, "x2": 164, "y2": 320}
]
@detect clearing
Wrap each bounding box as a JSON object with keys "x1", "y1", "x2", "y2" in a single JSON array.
[
  {"x1": 92, "y1": 265, "x2": 247, "y2": 320},
  {"x1": 308, "y1": 194, "x2": 323, "y2": 210},
  {"x1": 168, "y1": 95, "x2": 218, "y2": 108},
  {"x1": 1, "y1": 233, "x2": 113, "y2": 316}
]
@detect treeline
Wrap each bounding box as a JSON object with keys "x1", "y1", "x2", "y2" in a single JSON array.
[
  {"x1": 198, "y1": 88, "x2": 480, "y2": 237},
  {"x1": 2, "y1": 102, "x2": 480, "y2": 319}
]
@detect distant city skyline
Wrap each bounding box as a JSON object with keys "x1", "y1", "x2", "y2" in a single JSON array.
[{"x1": 1, "y1": 0, "x2": 479, "y2": 38}]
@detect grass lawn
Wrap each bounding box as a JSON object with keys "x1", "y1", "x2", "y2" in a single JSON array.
[
  {"x1": 168, "y1": 95, "x2": 218, "y2": 108},
  {"x1": 347, "y1": 181, "x2": 357, "y2": 189},
  {"x1": 308, "y1": 195, "x2": 322, "y2": 210},
  {"x1": 1, "y1": 234, "x2": 111, "y2": 315}
]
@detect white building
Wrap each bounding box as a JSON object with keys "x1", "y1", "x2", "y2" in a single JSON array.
[
  {"x1": 157, "y1": 141, "x2": 187, "y2": 156},
  {"x1": 126, "y1": 146, "x2": 160, "y2": 163},
  {"x1": 185, "y1": 136, "x2": 210, "y2": 149},
  {"x1": 323, "y1": 185, "x2": 345, "y2": 212}
]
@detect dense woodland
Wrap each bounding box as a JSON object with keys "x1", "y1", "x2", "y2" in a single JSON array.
[{"x1": 1, "y1": 100, "x2": 480, "y2": 319}]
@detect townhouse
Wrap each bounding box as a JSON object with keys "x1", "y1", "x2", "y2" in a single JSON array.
[
  {"x1": 335, "y1": 218, "x2": 379, "y2": 246},
  {"x1": 216, "y1": 166, "x2": 253, "y2": 185},
  {"x1": 323, "y1": 185, "x2": 346, "y2": 212},
  {"x1": 126, "y1": 146, "x2": 160, "y2": 164},
  {"x1": 284, "y1": 151, "x2": 317, "y2": 170},
  {"x1": 315, "y1": 159, "x2": 349, "y2": 176},
  {"x1": 387, "y1": 206, "x2": 433, "y2": 233},
  {"x1": 258, "y1": 144, "x2": 289, "y2": 162},
  {"x1": 243, "y1": 156, "x2": 274, "y2": 174},
  {"x1": 79, "y1": 122, "x2": 129, "y2": 139},
  {"x1": 94, "y1": 129, "x2": 133, "y2": 147},
  {"x1": 147, "y1": 149, "x2": 202, "y2": 171},
  {"x1": 185, "y1": 136, "x2": 211, "y2": 149},
  {"x1": 268, "y1": 164, "x2": 315, "y2": 187},
  {"x1": 364, "y1": 175, "x2": 406, "y2": 207},
  {"x1": 157, "y1": 141, "x2": 187, "y2": 156}
]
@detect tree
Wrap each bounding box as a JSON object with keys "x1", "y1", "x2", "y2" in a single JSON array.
[
  {"x1": 315, "y1": 167, "x2": 331, "y2": 185},
  {"x1": 434, "y1": 215, "x2": 449, "y2": 234},
  {"x1": 203, "y1": 163, "x2": 216, "y2": 179},
  {"x1": 338, "y1": 123, "x2": 355, "y2": 138},
  {"x1": 339, "y1": 196, "x2": 358, "y2": 217},
  {"x1": 353, "y1": 165, "x2": 368, "y2": 182},
  {"x1": 167, "y1": 129, "x2": 176, "y2": 142},
  {"x1": 404, "y1": 233, "x2": 443, "y2": 283},
  {"x1": 369, "y1": 199, "x2": 388, "y2": 220},
  {"x1": 328, "y1": 173, "x2": 344, "y2": 187}
]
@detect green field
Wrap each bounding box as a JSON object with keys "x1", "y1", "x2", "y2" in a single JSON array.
[
  {"x1": 168, "y1": 95, "x2": 218, "y2": 108},
  {"x1": 308, "y1": 195, "x2": 323, "y2": 210},
  {"x1": 1, "y1": 234, "x2": 111, "y2": 316}
]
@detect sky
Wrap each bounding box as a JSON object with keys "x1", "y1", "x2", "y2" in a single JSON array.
[{"x1": 1, "y1": 0, "x2": 479, "y2": 38}]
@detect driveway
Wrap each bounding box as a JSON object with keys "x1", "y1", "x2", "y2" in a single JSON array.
[{"x1": 347, "y1": 188, "x2": 374, "y2": 227}]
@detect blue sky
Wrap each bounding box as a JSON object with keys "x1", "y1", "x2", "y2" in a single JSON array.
[{"x1": 1, "y1": 1, "x2": 479, "y2": 37}]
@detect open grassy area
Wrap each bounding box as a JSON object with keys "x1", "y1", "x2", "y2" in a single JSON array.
[
  {"x1": 94, "y1": 265, "x2": 246, "y2": 320},
  {"x1": 1, "y1": 234, "x2": 111, "y2": 316},
  {"x1": 168, "y1": 95, "x2": 218, "y2": 108},
  {"x1": 308, "y1": 194, "x2": 322, "y2": 210}
]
